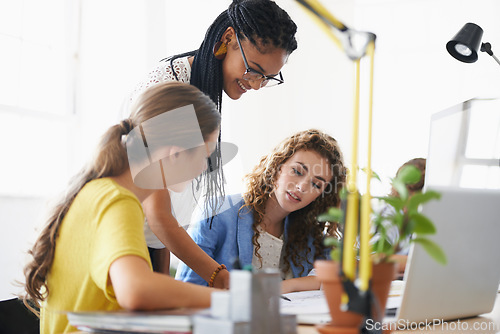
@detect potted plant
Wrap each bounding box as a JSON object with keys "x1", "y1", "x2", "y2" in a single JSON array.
[{"x1": 314, "y1": 164, "x2": 446, "y2": 333}]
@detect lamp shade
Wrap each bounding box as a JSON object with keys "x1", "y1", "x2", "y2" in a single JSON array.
[{"x1": 446, "y1": 23, "x2": 483, "y2": 63}]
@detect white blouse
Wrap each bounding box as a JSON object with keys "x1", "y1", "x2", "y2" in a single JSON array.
[
  {"x1": 122, "y1": 56, "x2": 199, "y2": 249},
  {"x1": 252, "y1": 225, "x2": 284, "y2": 271},
  {"x1": 251, "y1": 225, "x2": 317, "y2": 279}
]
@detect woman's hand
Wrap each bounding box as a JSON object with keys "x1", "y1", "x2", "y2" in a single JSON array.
[
  {"x1": 281, "y1": 276, "x2": 321, "y2": 294},
  {"x1": 212, "y1": 268, "x2": 230, "y2": 289}
]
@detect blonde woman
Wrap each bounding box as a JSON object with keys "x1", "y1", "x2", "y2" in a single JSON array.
[{"x1": 23, "y1": 82, "x2": 221, "y2": 334}]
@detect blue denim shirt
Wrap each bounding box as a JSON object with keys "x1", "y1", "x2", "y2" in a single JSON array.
[{"x1": 175, "y1": 194, "x2": 325, "y2": 285}]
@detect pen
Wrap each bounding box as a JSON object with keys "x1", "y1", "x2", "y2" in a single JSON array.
[{"x1": 280, "y1": 295, "x2": 291, "y2": 301}]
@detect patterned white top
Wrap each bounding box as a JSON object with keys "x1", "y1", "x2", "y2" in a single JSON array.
[
  {"x1": 252, "y1": 225, "x2": 284, "y2": 272},
  {"x1": 129, "y1": 57, "x2": 191, "y2": 103},
  {"x1": 121, "y1": 56, "x2": 198, "y2": 249},
  {"x1": 251, "y1": 224, "x2": 317, "y2": 279},
  {"x1": 122, "y1": 56, "x2": 192, "y2": 119}
]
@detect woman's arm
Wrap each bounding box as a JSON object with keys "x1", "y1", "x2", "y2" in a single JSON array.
[
  {"x1": 109, "y1": 255, "x2": 214, "y2": 310},
  {"x1": 143, "y1": 190, "x2": 229, "y2": 288},
  {"x1": 281, "y1": 276, "x2": 321, "y2": 294}
]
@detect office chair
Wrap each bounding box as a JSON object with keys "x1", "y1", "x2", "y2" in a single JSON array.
[{"x1": 0, "y1": 298, "x2": 39, "y2": 334}]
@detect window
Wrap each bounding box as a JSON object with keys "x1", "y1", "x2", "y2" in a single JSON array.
[{"x1": 0, "y1": 0, "x2": 79, "y2": 197}]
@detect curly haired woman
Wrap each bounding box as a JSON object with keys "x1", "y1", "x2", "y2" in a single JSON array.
[{"x1": 176, "y1": 129, "x2": 347, "y2": 293}]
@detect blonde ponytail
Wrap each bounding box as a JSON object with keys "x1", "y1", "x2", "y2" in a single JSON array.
[{"x1": 23, "y1": 82, "x2": 220, "y2": 314}]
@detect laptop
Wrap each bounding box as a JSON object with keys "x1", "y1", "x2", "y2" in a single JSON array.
[
  {"x1": 425, "y1": 98, "x2": 500, "y2": 189},
  {"x1": 385, "y1": 186, "x2": 500, "y2": 325}
]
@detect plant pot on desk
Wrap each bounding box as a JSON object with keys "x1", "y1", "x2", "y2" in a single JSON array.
[{"x1": 314, "y1": 260, "x2": 396, "y2": 334}]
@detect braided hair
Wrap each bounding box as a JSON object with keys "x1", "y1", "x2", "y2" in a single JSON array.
[
  {"x1": 168, "y1": 0, "x2": 298, "y2": 222},
  {"x1": 170, "y1": 0, "x2": 298, "y2": 111}
]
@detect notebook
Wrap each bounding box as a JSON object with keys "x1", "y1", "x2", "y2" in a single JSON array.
[
  {"x1": 384, "y1": 186, "x2": 500, "y2": 325},
  {"x1": 67, "y1": 308, "x2": 209, "y2": 333}
]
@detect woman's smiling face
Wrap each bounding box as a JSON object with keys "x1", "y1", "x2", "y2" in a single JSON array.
[{"x1": 220, "y1": 28, "x2": 288, "y2": 100}]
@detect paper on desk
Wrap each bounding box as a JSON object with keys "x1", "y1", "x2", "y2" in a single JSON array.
[
  {"x1": 280, "y1": 290, "x2": 328, "y2": 314},
  {"x1": 280, "y1": 281, "x2": 407, "y2": 324},
  {"x1": 389, "y1": 280, "x2": 405, "y2": 297},
  {"x1": 280, "y1": 290, "x2": 331, "y2": 324},
  {"x1": 386, "y1": 295, "x2": 403, "y2": 310},
  {"x1": 386, "y1": 280, "x2": 405, "y2": 310},
  {"x1": 281, "y1": 280, "x2": 405, "y2": 315}
]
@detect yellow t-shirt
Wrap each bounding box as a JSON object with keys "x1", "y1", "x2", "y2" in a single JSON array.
[{"x1": 40, "y1": 178, "x2": 152, "y2": 334}]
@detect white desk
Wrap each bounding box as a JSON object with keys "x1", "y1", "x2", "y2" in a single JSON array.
[
  {"x1": 298, "y1": 293, "x2": 500, "y2": 333},
  {"x1": 71, "y1": 293, "x2": 500, "y2": 334}
]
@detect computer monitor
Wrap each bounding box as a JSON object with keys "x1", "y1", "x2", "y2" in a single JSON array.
[{"x1": 425, "y1": 98, "x2": 500, "y2": 189}]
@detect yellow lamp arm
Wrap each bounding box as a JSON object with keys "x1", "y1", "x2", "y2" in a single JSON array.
[
  {"x1": 295, "y1": 0, "x2": 376, "y2": 60},
  {"x1": 294, "y1": 0, "x2": 377, "y2": 299}
]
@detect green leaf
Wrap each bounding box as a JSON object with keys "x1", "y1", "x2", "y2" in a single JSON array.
[
  {"x1": 330, "y1": 248, "x2": 341, "y2": 262},
  {"x1": 396, "y1": 165, "x2": 421, "y2": 185},
  {"x1": 413, "y1": 237, "x2": 447, "y2": 265},
  {"x1": 408, "y1": 190, "x2": 441, "y2": 213},
  {"x1": 371, "y1": 215, "x2": 386, "y2": 233},
  {"x1": 393, "y1": 213, "x2": 404, "y2": 229},
  {"x1": 328, "y1": 207, "x2": 344, "y2": 217},
  {"x1": 324, "y1": 237, "x2": 341, "y2": 248},
  {"x1": 317, "y1": 207, "x2": 344, "y2": 222},
  {"x1": 401, "y1": 218, "x2": 415, "y2": 237},
  {"x1": 381, "y1": 238, "x2": 395, "y2": 254},
  {"x1": 392, "y1": 178, "x2": 408, "y2": 201},
  {"x1": 377, "y1": 196, "x2": 404, "y2": 212},
  {"x1": 361, "y1": 167, "x2": 381, "y2": 182},
  {"x1": 372, "y1": 237, "x2": 394, "y2": 257},
  {"x1": 339, "y1": 187, "x2": 348, "y2": 200},
  {"x1": 324, "y1": 237, "x2": 342, "y2": 261},
  {"x1": 317, "y1": 213, "x2": 336, "y2": 222},
  {"x1": 410, "y1": 213, "x2": 436, "y2": 234}
]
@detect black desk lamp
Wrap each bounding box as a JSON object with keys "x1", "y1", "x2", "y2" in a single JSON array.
[{"x1": 446, "y1": 22, "x2": 500, "y2": 67}]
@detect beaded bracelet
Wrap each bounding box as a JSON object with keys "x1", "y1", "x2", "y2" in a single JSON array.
[{"x1": 208, "y1": 264, "x2": 227, "y2": 287}]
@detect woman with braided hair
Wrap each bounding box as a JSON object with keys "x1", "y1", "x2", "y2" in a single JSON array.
[
  {"x1": 126, "y1": 0, "x2": 298, "y2": 289},
  {"x1": 127, "y1": 0, "x2": 298, "y2": 111},
  {"x1": 23, "y1": 82, "x2": 223, "y2": 334}
]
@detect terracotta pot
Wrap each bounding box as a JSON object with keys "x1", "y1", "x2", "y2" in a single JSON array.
[{"x1": 314, "y1": 260, "x2": 396, "y2": 334}]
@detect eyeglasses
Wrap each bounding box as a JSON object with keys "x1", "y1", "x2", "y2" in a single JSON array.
[{"x1": 235, "y1": 33, "x2": 284, "y2": 88}]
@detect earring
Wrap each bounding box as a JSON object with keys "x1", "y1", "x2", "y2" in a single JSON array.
[{"x1": 213, "y1": 41, "x2": 227, "y2": 60}]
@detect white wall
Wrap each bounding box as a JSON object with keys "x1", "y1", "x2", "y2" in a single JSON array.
[
  {"x1": 0, "y1": 196, "x2": 47, "y2": 300},
  {"x1": 220, "y1": 0, "x2": 500, "y2": 196},
  {"x1": 2, "y1": 0, "x2": 500, "y2": 300}
]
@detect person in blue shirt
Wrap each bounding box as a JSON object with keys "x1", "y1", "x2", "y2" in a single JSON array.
[{"x1": 176, "y1": 129, "x2": 347, "y2": 293}]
